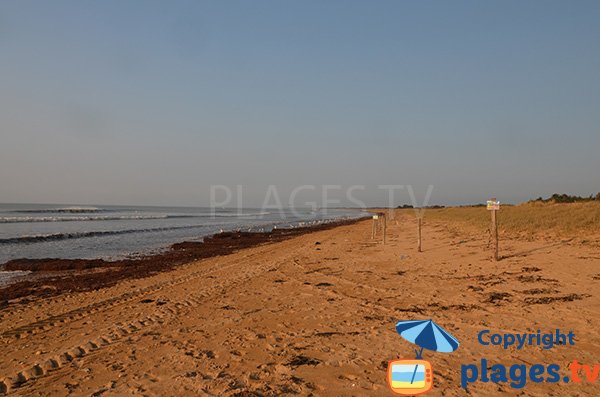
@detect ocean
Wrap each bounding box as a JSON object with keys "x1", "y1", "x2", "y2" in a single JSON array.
[{"x1": 0, "y1": 203, "x2": 365, "y2": 266}]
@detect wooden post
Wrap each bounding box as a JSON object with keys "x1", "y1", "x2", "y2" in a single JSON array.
[
  {"x1": 488, "y1": 197, "x2": 499, "y2": 261},
  {"x1": 371, "y1": 215, "x2": 379, "y2": 240},
  {"x1": 418, "y1": 217, "x2": 422, "y2": 252},
  {"x1": 371, "y1": 216, "x2": 376, "y2": 239},
  {"x1": 383, "y1": 214, "x2": 387, "y2": 245},
  {"x1": 491, "y1": 207, "x2": 498, "y2": 261}
]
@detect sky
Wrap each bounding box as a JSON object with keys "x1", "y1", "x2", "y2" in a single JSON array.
[{"x1": 1, "y1": 0, "x2": 599, "y2": 207}]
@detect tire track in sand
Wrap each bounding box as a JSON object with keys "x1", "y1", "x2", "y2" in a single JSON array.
[
  {"x1": 0, "y1": 243, "x2": 306, "y2": 395},
  {"x1": 0, "y1": 249, "x2": 271, "y2": 340}
]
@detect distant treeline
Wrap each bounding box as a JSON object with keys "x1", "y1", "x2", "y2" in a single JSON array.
[
  {"x1": 396, "y1": 204, "x2": 445, "y2": 209},
  {"x1": 532, "y1": 193, "x2": 600, "y2": 203}
]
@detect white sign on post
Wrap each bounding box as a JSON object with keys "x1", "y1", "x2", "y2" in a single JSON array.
[{"x1": 487, "y1": 200, "x2": 500, "y2": 211}]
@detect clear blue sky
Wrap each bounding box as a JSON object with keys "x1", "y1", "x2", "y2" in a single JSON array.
[{"x1": 1, "y1": 1, "x2": 599, "y2": 207}]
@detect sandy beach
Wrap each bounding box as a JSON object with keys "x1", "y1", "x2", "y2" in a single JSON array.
[
  {"x1": 3, "y1": 2, "x2": 599, "y2": 395},
  {"x1": 1, "y1": 209, "x2": 599, "y2": 396}
]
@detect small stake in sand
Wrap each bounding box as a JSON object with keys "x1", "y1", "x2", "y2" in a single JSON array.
[
  {"x1": 487, "y1": 198, "x2": 500, "y2": 261},
  {"x1": 372, "y1": 214, "x2": 378, "y2": 239},
  {"x1": 418, "y1": 217, "x2": 422, "y2": 252},
  {"x1": 383, "y1": 213, "x2": 387, "y2": 245}
]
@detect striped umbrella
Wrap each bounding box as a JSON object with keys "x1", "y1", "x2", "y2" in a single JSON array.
[{"x1": 395, "y1": 319, "x2": 459, "y2": 358}]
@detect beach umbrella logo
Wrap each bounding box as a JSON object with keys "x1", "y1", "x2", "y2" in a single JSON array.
[{"x1": 387, "y1": 319, "x2": 459, "y2": 395}]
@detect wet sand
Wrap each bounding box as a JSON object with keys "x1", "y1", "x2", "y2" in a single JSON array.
[
  {"x1": 0, "y1": 219, "x2": 361, "y2": 307},
  {"x1": 1, "y1": 211, "x2": 599, "y2": 396}
]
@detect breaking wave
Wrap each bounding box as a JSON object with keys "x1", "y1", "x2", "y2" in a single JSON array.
[
  {"x1": 0, "y1": 225, "x2": 209, "y2": 245},
  {"x1": 0, "y1": 212, "x2": 272, "y2": 223}
]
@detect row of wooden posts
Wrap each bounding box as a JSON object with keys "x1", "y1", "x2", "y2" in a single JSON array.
[
  {"x1": 371, "y1": 212, "x2": 419, "y2": 250},
  {"x1": 371, "y1": 198, "x2": 500, "y2": 261}
]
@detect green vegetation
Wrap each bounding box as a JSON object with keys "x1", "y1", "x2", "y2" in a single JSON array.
[
  {"x1": 532, "y1": 193, "x2": 600, "y2": 203},
  {"x1": 401, "y1": 200, "x2": 600, "y2": 236}
]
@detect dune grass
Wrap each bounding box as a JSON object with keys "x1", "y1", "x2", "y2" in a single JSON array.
[{"x1": 404, "y1": 201, "x2": 600, "y2": 237}]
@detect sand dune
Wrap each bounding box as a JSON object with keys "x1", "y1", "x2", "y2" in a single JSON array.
[{"x1": 1, "y1": 211, "x2": 599, "y2": 396}]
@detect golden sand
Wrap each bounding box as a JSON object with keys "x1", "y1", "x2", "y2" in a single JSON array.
[{"x1": 1, "y1": 210, "x2": 599, "y2": 396}]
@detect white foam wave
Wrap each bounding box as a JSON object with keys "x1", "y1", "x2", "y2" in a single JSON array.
[
  {"x1": 0, "y1": 215, "x2": 172, "y2": 223},
  {"x1": 0, "y1": 212, "x2": 271, "y2": 223}
]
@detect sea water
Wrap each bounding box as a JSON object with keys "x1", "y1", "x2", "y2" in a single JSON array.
[{"x1": 0, "y1": 203, "x2": 366, "y2": 265}]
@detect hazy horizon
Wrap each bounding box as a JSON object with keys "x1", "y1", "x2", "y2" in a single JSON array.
[
  {"x1": 0, "y1": 189, "x2": 594, "y2": 210},
  {"x1": 2, "y1": 1, "x2": 599, "y2": 207}
]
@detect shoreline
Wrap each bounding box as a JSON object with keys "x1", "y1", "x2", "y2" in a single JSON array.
[{"x1": 0, "y1": 217, "x2": 367, "y2": 307}]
